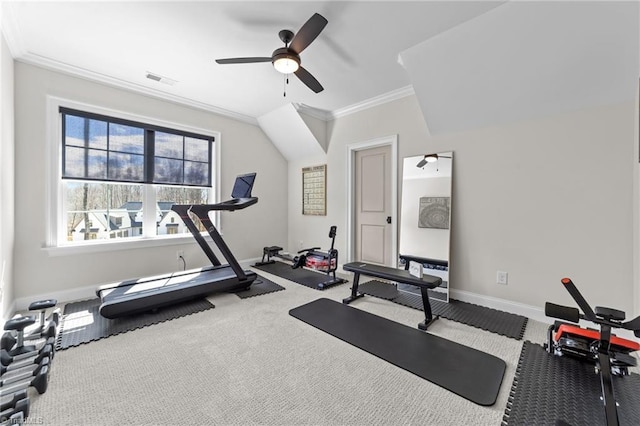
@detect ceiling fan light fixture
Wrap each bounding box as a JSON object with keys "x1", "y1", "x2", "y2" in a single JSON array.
[
  {"x1": 273, "y1": 54, "x2": 300, "y2": 74},
  {"x1": 425, "y1": 154, "x2": 438, "y2": 163}
]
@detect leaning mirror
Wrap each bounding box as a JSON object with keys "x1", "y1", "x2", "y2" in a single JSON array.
[{"x1": 398, "y1": 151, "x2": 453, "y2": 303}]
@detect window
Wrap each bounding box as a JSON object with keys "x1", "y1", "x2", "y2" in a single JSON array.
[{"x1": 50, "y1": 101, "x2": 219, "y2": 248}]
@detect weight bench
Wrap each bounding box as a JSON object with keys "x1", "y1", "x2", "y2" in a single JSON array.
[{"x1": 342, "y1": 262, "x2": 442, "y2": 330}]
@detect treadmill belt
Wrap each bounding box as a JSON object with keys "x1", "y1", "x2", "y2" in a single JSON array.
[
  {"x1": 234, "y1": 274, "x2": 285, "y2": 299},
  {"x1": 56, "y1": 297, "x2": 214, "y2": 350},
  {"x1": 253, "y1": 261, "x2": 347, "y2": 290},
  {"x1": 359, "y1": 280, "x2": 528, "y2": 340},
  {"x1": 503, "y1": 341, "x2": 640, "y2": 425},
  {"x1": 289, "y1": 298, "x2": 506, "y2": 406}
]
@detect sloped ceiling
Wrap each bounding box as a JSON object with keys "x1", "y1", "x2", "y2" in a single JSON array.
[
  {"x1": 257, "y1": 103, "x2": 326, "y2": 162},
  {"x1": 399, "y1": 1, "x2": 640, "y2": 135}
]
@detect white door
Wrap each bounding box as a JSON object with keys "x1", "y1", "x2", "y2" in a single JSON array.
[{"x1": 355, "y1": 145, "x2": 393, "y2": 265}]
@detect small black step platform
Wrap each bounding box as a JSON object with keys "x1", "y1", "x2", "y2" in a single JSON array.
[{"x1": 289, "y1": 298, "x2": 506, "y2": 406}]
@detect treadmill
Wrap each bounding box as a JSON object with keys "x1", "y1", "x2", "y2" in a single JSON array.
[{"x1": 96, "y1": 173, "x2": 259, "y2": 319}]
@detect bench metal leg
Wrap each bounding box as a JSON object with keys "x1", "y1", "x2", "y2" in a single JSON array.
[
  {"x1": 342, "y1": 273, "x2": 364, "y2": 304},
  {"x1": 418, "y1": 286, "x2": 439, "y2": 330}
]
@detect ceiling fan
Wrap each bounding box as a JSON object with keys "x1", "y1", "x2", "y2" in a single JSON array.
[{"x1": 215, "y1": 13, "x2": 328, "y2": 94}]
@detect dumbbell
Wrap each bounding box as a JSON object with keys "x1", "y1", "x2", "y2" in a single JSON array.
[
  {"x1": 0, "y1": 392, "x2": 29, "y2": 425},
  {"x1": 1, "y1": 324, "x2": 57, "y2": 354},
  {"x1": 2, "y1": 318, "x2": 55, "y2": 358},
  {"x1": 1, "y1": 345, "x2": 53, "y2": 371},
  {"x1": 0, "y1": 391, "x2": 27, "y2": 412},
  {"x1": 0, "y1": 364, "x2": 48, "y2": 395},
  {"x1": 1, "y1": 357, "x2": 49, "y2": 386},
  {"x1": 0, "y1": 399, "x2": 29, "y2": 426},
  {"x1": 2, "y1": 318, "x2": 36, "y2": 357},
  {"x1": 23, "y1": 299, "x2": 59, "y2": 341}
]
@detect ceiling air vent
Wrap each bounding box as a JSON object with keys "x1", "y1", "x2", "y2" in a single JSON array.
[{"x1": 145, "y1": 72, "x2": 177, "y2": 86}]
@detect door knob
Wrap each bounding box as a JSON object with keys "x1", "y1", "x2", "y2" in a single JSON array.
[{"x1": 386, "y1": 216, "x2": 392, "y2": 224}]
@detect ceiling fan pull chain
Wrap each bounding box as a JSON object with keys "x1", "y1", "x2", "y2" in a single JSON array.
[{"x1": 283, "y1": 74, "x2": 287, "y2": 97}]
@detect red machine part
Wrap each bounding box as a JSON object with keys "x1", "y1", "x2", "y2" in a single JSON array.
[{"x1": 555, "y1": 324, "x2": 640, "y2": 353}]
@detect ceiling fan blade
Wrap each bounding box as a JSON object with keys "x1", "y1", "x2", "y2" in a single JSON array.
[
  {"x1": 294, "y1": 66, "x2": 324, "y2": 93},
  {"x1": 289, "y1": 13, "x2": 328, "y2": 54},
  {"x1": 215, "y1": 57, "x2": 272, "y2": 65}
]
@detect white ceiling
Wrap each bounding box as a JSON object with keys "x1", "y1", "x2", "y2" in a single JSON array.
[
  {"x1": 400, "y1": 0, "x2": 640, "y2": 135},
  {"x1": 1, "y1": 0, "x2": 504, "y2": 122}
]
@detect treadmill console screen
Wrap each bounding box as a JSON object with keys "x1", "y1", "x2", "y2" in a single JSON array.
[{"x1": 231, "y1": 173, "x2": 256, "y2": 199}]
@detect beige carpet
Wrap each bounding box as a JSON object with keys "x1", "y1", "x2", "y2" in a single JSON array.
[{"x1": 27, "y1": 269, "x2": 550, "y2": 425}]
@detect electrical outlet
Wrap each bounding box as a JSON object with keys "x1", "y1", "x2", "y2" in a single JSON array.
[
  {"x1": 176, "y1": 250, "x2": 184, "y2": 260},
  {"x1": 497, "y1": 271, "x2": 508, "y2": 285}
]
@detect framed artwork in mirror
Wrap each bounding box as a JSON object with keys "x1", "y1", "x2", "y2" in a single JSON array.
[{"x1": 418, "y1": 197, "x2": 450, "y2": 229}]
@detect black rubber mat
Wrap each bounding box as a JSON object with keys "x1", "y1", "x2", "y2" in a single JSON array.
[
  {"x1": 503, "y1": 341, "x2": 640, "y2": 425},
  {"x1": 56, "y1": 298, "x2": 214, "y2": 350},
  {"x1": 359, "y1": 280, "x2": 527, "y2": 340},
  {"x1": 253, "y1": 261, "x2": 347, "y2": 290},
  {"x1": 234, "y1": 274, "x2": 285, "y2": 299},
  {"x1": 290, "y1": 298, "x2": 506, "y2": 406}
]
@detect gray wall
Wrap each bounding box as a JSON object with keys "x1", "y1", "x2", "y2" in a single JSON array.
[
  {"x1": 0, "y1": 31, "x2": 14, "y2": 321},
  {"x1": 12, "y1": 63, "x2": 288, "y2": 304},
  {"x1": 288, "y1": 95, "x2": 636, "y2": 314}
]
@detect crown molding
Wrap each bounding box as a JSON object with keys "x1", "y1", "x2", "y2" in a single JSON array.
[
  {"x1": 330, "y1": 85, "x2": 415, "y2": 120},
  {"x1": 7, "y1": 46, "x2": 416, "y2": 126},
  {"x1": 14, "y1": 51, "x2": 259, "y2": 126},
  {"x1": 0, "y1": 2, "x2": 26, "y2": 58},
  {"x1": 293, "y1": 103, "x2": 331, "y2": 121}
]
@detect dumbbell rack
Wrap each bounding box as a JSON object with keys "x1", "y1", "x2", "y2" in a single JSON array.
[{"x1": 1, "y1": 299, "x2": 59, "y2": 425}]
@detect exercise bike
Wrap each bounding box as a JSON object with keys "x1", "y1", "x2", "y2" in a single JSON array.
[
  {"x1": 545, "y1": 278, "x2": 640, "y2": 426},
  {"x1": 256, "y1": 226, "x2": 346, "y2": 289}
]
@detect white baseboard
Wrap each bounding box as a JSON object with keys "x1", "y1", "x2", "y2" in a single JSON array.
[
  {"x1": 450, "y1": 288, "x2": 639, "y2": 341},
  {"x1": 449, "y1": 288, "x2": 551, "y2": 325},
  {"x1": 14, "y1": 283, "x2": 96, "y2": 312}
]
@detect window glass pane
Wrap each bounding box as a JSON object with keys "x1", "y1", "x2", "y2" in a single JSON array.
[
  {"x1": 108, "y1": 152, "x2": 144, "y2": 181},
  {"x1": 64, "y1": 146, "x2": 86, "y2": 178},
  {"x1": 154, "y1": 157, "x2": 183, "y2": 184},
  {"x1": 87, "y1": 149, "x2": 108, "y2": 179},
  {"x1": 65, "y1": 145, "x2": 108, "y2": 179},
  {"x1": 184, "y1": 161, "x2": 209, "y2": 186},
  {"x1": 64, "y1": 115, "x2": 85, "y2": 147},
  {"x1": 109, "y1": 123, "x2": 144, "y2": 154},
  {"x1": 65, "y1": 116, "x2": 108, "y2": 150},
  {"x1": 156, "y1": 186, "x2": 209, "y2": 235},
  {"x1": 155, "y1": 132, "x2": 183, "y2": 159},
  {"x1": 89, "y1": 119, "x2": 108, "y2": 150},
  {"x1": 184, "y1": 137, "x2": 209, "y2": 161},
  {"x1": 65, "y1": 182, "x2": 143, "y2": 242}
]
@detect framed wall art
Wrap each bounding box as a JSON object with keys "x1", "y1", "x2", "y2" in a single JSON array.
[{"x1": 302, "y1": 164, "x2": 326, "y2": 216}]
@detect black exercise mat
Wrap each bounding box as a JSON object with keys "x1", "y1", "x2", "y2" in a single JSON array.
[
  {"x1": 290, "y1": 298, "x2": 506, "y2": 406},
  {"x1": 503, "y1": 341, "x2": 640, "y2": 426},
  {"x1": 234, "y1": 274, "x2": 285, "y2": 299},
  {"x1": 359, "y1": 280, "x2": 527, "y2": 340},
  {"x1": 56, "y1": 298, "x2": 214, "y2": 350},
  {"x1": 253, "y1": 261, "x2": 347, "y2": 290}
]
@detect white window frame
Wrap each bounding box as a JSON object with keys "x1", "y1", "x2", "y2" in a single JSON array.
[{"x1": 44, "y1": 96, "x2": 221, "y2": 256}]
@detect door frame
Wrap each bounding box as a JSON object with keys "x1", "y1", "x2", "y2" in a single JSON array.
[{"x1": 346, "y1": 135, "x2": 398, "y2": 266}]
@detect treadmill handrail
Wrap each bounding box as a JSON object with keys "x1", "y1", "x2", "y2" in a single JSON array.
[
  {"x1": 171, "y1": 198, "x2": 258, "y2": 281},
  {"x1": 177, "y1": 197, "x2": 258, "y2": 212}
]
